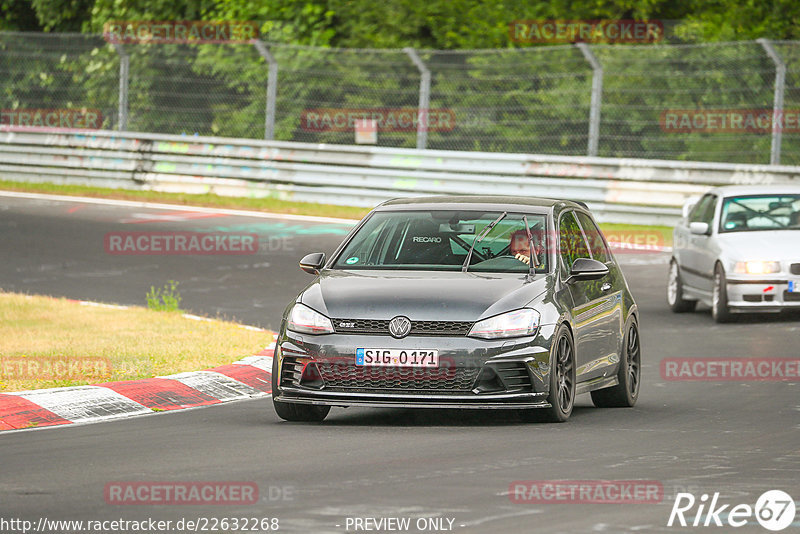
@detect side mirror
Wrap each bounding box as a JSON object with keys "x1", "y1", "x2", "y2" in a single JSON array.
[
  {"x1": 689, "y1": 222, "x2": 710, "y2": 236},
  {"x1": 299, "y1": 252, "x2": 326, "y2": 275},
  {"x1": 566, "y1": 257, "x2": 609, "y2": 283}
]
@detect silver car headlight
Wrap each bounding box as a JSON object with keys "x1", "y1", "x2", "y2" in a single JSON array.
[
  {"x1": 287, "y1": 303, "x2": 334, "y2": 335},
  {"x1": 468, "y1": 308, "x2": 540, "y2": 339},
  {"x1": 733, "y1": 261, "x2": 781, "y2": 275}
]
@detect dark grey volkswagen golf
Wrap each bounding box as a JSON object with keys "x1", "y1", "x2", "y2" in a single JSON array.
[{"x1": 272, "y1": 196, "x2": 640, "y2": 423}]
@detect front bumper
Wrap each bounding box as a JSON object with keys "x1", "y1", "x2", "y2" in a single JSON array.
[
  {"x1": 726, "y1": 277, "x2": 800, "y2": 312},
  {"x1": 273, "y1": 325, "x2": 556, "y2": 409}
]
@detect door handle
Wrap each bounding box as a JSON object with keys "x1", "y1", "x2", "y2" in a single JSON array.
[{"x1": 601, "y1": 282, "x2": 612, "y2": 291}]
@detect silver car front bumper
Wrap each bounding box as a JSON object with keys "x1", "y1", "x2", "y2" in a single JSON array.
[{"x1": 726, "y1": 277, "x2": 800, "y2": 311}]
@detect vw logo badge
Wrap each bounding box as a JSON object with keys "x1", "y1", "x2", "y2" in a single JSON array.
[{"x1": 388, "y1": 316, "x2": 412, "y2": 339}]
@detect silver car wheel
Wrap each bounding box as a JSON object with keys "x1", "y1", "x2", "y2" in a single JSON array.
[
  {"x1": 667, "y1": 262, "x2": 679, "y2": 306},
  {"x1": 712, "y1": 266, "x2": 732, "y2": 323},
  {"x1": 712, "y1": 273, "x2": 720, "y2": 314}
]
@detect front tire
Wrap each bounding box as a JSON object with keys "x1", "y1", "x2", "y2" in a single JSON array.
[
  {"x1": 591, "y1": 319, "x2": 641, "y2": 408},
  {"x1": 271, "y1": 352, "x2": 330, "y2": 422},
  {"x1": 667, "y1": 260, "x2": 697, "y2": 313},
  {"x1": 523, "y1": 324, "x2": 575, "y2": 423},
  {"x1": 712, "y1": 265, "x2": 732, "y2": 323}
]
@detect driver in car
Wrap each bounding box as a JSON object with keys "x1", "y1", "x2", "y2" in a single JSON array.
[{"x1": 509, "y1": 229, "x2": 541, "y2": 266}]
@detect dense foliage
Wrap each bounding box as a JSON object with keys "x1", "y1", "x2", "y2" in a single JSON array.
[
  {"x1": 3, "y1": 0, "x2": 800, "y2": 45},
  {"x1": 2, "y1": 1, "x2": 798, "y2": 164}
]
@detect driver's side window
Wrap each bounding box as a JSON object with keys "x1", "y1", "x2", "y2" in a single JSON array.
[{"x1": 689, "y1": 194, "x2": 716, "y2": 224}]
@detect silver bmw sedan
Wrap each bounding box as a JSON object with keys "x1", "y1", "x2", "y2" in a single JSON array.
[{"x1": 669, "y1": 185, "x2": 800, "y2": 322}]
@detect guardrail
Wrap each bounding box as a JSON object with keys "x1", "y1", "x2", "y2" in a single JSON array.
[{"x1": 1, "y1": 129, "x2": 799, "y2": 226}]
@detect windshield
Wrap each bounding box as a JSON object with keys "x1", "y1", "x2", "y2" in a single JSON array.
[
  {"x1": 719, "y1": 194, "x2": 800, "y2": 233},
  {"x1": 332, "y1": 210, "x2": 548, "y2": 273}
]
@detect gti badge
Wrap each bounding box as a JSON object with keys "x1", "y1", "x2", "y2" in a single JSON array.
[{"x1": 388, "y1": 316, "x2": 412, "y2": 338}]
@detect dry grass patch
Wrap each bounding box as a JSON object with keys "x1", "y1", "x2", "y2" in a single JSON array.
[{"x1": 0, "y1": 292, "x2": 272, "y2": 392}]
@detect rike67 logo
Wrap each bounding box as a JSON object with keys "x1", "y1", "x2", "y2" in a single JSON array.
[{"x1": 668, "y1": 490, "x2": 796, "y2": 531}]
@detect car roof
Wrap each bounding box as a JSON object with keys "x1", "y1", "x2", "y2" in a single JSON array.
[
  {"x1": 375, "y1": 195, "x2": 586, "y2": 214},
  {"x1": 707, "y1": 184, "x2": 800, "y2": 197}
]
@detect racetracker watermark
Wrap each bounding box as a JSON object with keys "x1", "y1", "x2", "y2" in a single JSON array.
[
  {"x1": 300, "y1": 108, "x2": 456, "y2": 133},
  {"x1": 0, "y1": 108, "x2": 102, "y2": 131},
  {"x1": 507, "y1": 228, "x2": 667, "y2": 257},
  {"x1": 510, "y1": 480, "x2": 664, "y2": 504},
  {"x1": 660, "y1": 109, "x2": 800, "y2": 134},
  {"x1": 602, "y1": 230, "x2": 666, "y2": 253},
  {"x1": 0, "y1": 357, "x2": 111, "y2": 381},
  {"x1": 104, "y1": 482, "x2": 259, "y2": 505},
  {"x1": 661, "y1": 358, "x2": 800, "y2": 381},
  {"x1": 104, "y1": 232, "x2": 259, "y2": 255},
  {"x1": 103, "y1": 21, "x2": 259, "y2": 44},
  {"x1": 509, "y1": 20, "x2": 664, "y2": 44}
]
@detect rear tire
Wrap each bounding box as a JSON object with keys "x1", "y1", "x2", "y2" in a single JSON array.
[
  {"x1": 523, "y1": 324, "x2": 575, "y2": 423},
  {"x1": 667, "y1": 260, "x2": 696, "y2": 313},
  {"x1": 712, "y1": 265, "x2": 732, "y2": 324},
  {"x1": 591, "y1": 319, "x2": 641, "y2": 408},
  {"x1": 271, "y1": 352, "x2": 330, "y2": 422}
]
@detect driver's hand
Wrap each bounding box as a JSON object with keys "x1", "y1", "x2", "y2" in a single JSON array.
[{"x1": 515, "y1": 253, "x2": 530, "y2": 265}]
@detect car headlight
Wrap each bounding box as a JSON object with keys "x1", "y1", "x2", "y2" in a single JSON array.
[
  {"x1": 287, "y1": 303, "x2": 334, "y2": 335},
  {"x1": 733, "y1": 261, "x2": 781, "y2": 275},
  {"x1": 468, "y1": 308, "x2": 540, "y2": 339}
]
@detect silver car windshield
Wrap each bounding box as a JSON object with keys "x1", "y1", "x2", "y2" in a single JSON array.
[
  {"x1": 719, "y1": 194, "x2": 800, "y2": 233},
  {"x1": 333, "y1": 210, "x2": 548, "y2": 272}
]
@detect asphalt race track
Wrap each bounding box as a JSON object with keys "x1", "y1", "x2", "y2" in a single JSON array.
[{"x1": 1, "y1": 193, "x2": 798, "y2": 533}]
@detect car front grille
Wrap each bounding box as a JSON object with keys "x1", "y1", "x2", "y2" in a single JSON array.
[
  {"x1": 791, "y1": 263, "x2": 800, "y2": 275},
  {"x1": 332, "y1": 318, "x2": 473, "y2": 336},
  {"x1": 315, "y1": 360, "x2": 480, "y2": 391}
]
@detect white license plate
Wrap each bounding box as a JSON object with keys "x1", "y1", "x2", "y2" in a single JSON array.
[
  {"x1": 355, "y1": 348, "x2": 439, "y2": 367},
  {"x1": 790, "y1": 281, "x2": 799, "y2": 293}
]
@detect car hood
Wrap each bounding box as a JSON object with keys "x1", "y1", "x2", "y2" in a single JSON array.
[
  {"x1": 718, "y1": 230, "x2": 800, "y2": 262},
  {"x1": 299, "y1": 269, "x2": 551, "y2": 321}
]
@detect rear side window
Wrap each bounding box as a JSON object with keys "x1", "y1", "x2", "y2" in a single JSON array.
[
  {"x1": 559, "y1": 211, "x2": 590, "y2": 275},
  {"x1": 575, "y1": 211, "x2": 610, "y2": 264}
]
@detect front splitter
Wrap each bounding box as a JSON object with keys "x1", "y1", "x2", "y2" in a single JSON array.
[{"x1": 275, "y1": 389, "x2": 550, "y2": 410}]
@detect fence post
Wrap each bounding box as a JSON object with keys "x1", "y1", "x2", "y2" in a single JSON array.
[
  {"x1": 758, "y1": 38, "x2": 786, "y2": 165},
  {"x1": 576, "y1": 43, "x2": 602, "y2": 157},
  {"x1": 403, "y1": 47, "x2": 431, "y2": 150},
  {"x1": 113, "y1": 44, "x2": 129, "y2": 131},
  {"x1": 253, "y1": 40, "x2": 278, "y2": 140}
]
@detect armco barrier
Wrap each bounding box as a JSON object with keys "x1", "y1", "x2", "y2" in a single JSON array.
[{"x1": 1, "y1": 129, "x2": 798, "y2": 226}]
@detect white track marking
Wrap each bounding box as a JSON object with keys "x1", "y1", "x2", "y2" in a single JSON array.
[
  {"x1": 11, "y1": 386, "x2": 151, "y2": 422},
  {"x1": 232, "y1": 355, "x2": 273, "y2": 371},
  {"x1": 164, "y1": 371, "x2": 265, "y2": 401}
]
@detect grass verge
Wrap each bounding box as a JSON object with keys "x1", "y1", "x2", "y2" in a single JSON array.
[
  {"x1": 599, "y1": 222, "x2": 673, "y2": 248},
  {"x1": 0, "y1": 292, "x2": 272, "y2": 392}
]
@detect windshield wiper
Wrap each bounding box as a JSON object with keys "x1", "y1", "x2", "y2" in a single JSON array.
[
  {"x1": 462, "y1": 212, "x2": 506, "y2": 272},
  {"x1": 523, "y1": 215, "x2": 539, "y2": 279},
  {"x1": 730, "y1": 199, "x2": 786, "y2": 227}
]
